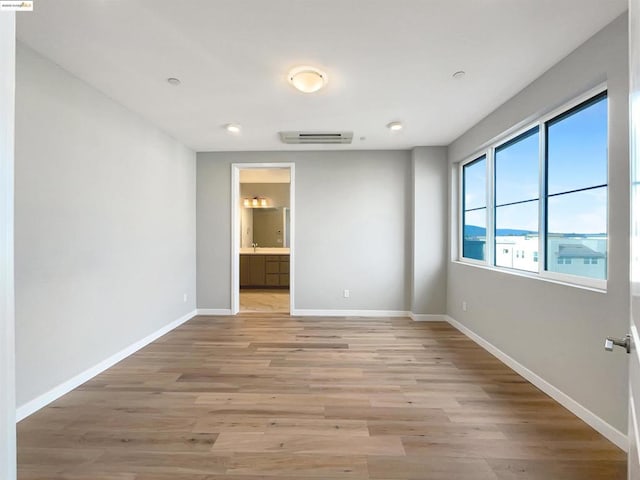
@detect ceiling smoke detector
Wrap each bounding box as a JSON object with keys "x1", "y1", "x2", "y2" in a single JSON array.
[{"x1": 225, "y1": 123, "x2": 241, "y2": 134}]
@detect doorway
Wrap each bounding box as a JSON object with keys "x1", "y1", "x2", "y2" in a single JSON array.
[{"x1": 231, "y1": 163, "x2": 295, "y2": 315}]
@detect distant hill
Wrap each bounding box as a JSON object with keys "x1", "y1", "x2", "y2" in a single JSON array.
[
  {"x1": 464, "y1": 225, "x2": 535, "y2": 237},
  {"x1": 464, "y1": 225, "x2": 605, "y2": 237},
  {"x1": 496, "y1": 228, "x2": 537, "y2": 236},
  {"x1": 464, "y1": 225, "x2": 486, "y2": 237}
]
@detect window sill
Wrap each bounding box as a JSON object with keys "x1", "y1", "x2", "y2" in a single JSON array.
[{"x1": 451, "y1": 260, "x2": 607, "y2": 294}]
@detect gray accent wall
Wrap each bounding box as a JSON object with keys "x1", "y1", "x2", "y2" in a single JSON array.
[
  {"x1": 446, "y1": 14, "x2": 629, "y2": 432},
  {"x1": 197, "y1": 150, "x2": 412, "y2": 311},
  {"x1": 14, "y1": 44, "x2": 197, "y2": 407},
  {"x1": 411, "y1": 147, "x2": 448, "y2": 316}
]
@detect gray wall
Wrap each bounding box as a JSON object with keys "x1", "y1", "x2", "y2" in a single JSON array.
[
  {"x1": 411, "y1": 147, "x2": 448, "y2": 315},
  {"x1": 197, "y1": 151, "x2": 412, "y2": 311},
  {"x1": 0, "y1": 12, "x2": 16, "y2": 480},
  {"x1": 447, "y1": 14, "x2": 629, "y2": 432},
  {"x1": 15, "y1": 44, "x2": 197, "y2": 407}
]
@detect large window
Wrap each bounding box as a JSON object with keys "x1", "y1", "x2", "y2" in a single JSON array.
[{"x1": 459, "y1": 89, "x2": 608, "y2": 287}]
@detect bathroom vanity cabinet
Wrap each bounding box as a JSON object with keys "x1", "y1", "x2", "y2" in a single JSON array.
[{"x1": 240, "y1": 254, "x2": 289, "y2": 288}]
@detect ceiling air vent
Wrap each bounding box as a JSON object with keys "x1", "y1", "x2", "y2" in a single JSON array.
[{"x1": 279, "y1": 131, "x2": 353, "y2": 144}]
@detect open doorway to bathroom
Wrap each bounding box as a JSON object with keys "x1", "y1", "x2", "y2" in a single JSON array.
[{"x1": 231, "y1": 164, "x2": 294, "y2": 314}]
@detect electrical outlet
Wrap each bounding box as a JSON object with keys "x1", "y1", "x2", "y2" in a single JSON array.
[
  {"x1": 462, "y1": 300, "x2": 467, "y2": 312},
  {"x1": 343, "y1": 289, "x2": 350, "y2": 298},
  {"x1": 183, "y1": 293, "x2": 188, "y2": 303}
]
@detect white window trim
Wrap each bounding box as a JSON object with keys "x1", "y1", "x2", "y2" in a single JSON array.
[
  {"x1": 457, "y1": 83, "x2": 608, "y2": 291},
  {"x1": 452, "y1": 259, "x2": 607, "y2": 294},
  {"x1": 459, "y1": 154, "x2": 488, "y2": 266}
]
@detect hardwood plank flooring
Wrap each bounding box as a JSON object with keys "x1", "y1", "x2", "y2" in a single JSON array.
[
  {"x1": 17, "y1": 315, "x2": 626, "y2": 479},
  {"x1": 240, "y1": 289, "x2": 289, "y2": 313}
]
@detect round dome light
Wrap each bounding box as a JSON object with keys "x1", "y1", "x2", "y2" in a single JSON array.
[
  {"x1": 387, "y1": 121, "x2": 403, "y2": 131},
  {"x1": 288, "y1": 66, "x2": 328, "y2": 93}
]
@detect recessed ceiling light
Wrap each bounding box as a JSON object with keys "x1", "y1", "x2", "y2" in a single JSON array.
[
  {"x1": 452, "y1": 71, "x2": 466, "y2": 79},
  {"x1": 167, "y1": 77, "x2": 181, "y2": 86},
  {"x1": 288, "y1": 66, "x2": 328, "y2": 93},
  {"x1": 387, "y1": 121, "x2": 403, "y2": 131},
  {"x1": 225, "y1": 123, "x2": 241, "y2": 134}
]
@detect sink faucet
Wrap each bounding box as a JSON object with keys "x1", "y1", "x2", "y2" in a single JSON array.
[{"x1": 252, "y1": 242, "x2": 258, "y2": 253}]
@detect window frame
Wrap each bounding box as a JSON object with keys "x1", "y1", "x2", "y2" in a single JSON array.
[
  {"x1": 457, "y1": 84, "x2": 608, "y2": 291},
  {"x1": 493, "y1": 124, "x2": 541, "y2": 274},
  {"x1": 460, "y1": 154, "x2": 489, "y2": 266}
]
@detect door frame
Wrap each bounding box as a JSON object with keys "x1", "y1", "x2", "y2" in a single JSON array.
[
  {"x1": 629, "y1": 0, "x2": 640, "y2": 475},
  {"x1": 0, "y1": 11, "x2": 16, "y2": 480},
  {"x1": 230, "y1": 163, "x2": 295, "y2": 315}
]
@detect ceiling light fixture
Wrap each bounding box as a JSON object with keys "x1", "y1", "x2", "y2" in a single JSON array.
[
  {"x1": 387, "y1": 121, "x2": 403, "y2": 131},
  {"x1": 226, "y1": 123, "x2": 242, "y2": 134},
  {"x1": 167, "y1": 77, "x2": 181, "y2": 86},
  {"x1": 288, "y1": 66, "x2": 328, "y2": 93},
  {"x1": 243, "y1": 196, "x2": 271, "y2": 208},
  {"x1": 452, "y1": 71, "x2": 466, "y2": 79}
]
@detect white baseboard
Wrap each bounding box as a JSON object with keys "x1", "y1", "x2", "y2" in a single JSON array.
[
  {"x1": 446, "y1": 315, "x2": 628, "y2": 451},
  {"x1": 291, "y1": 309, "x2": 410, "y2": 318},
  {"x1": 16, "y1": 309, "x2": 198, "y2": 422},
  {"x1": 409, "y1": 313, "x2": 450, "y2": 322},
  {"x1": 196, "y1": 308, "x2": 233, "y2": 315}
]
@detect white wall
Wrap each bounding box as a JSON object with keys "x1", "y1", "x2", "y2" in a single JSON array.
[
  {"x1": 447, "y1": 14, "x2": 629, "y2": 433},
  {"x1": 197, "y1": 150, "x2": 412, "y2": 312},
  {"x1": 0, "y1": 12, "x2": 16, "y2": 480},
  {"x1": 411, "y1": 147, "x2": 448, "y2": 315},
  {"x1": 14, "y1": 44, "x2": 197, "y2": 410}
]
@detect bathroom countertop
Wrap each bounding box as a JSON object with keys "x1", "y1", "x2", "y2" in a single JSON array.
[{"x1": 239, "y1": 248, "x2": 290, "y2": 255}]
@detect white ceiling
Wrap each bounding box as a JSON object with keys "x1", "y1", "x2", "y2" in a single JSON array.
[{"x1": 17, "y1": 0, "x2": 627, "y2": 152}]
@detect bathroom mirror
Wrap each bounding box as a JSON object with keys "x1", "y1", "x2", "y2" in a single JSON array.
[{"x1": 241, "y1": 207, "x2": 290, "y2": 248}]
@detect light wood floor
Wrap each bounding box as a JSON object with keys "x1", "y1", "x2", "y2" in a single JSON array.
[
  {"x1": 240, "y1": 289, "x2": 290, "y2": 313},
  {"x1": 17, "y1": 315, "x2": 625, "y2": 479}
]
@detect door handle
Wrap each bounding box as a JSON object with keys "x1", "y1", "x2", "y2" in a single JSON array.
[{"x1": 604, "y1": 334, "x2": 631, "y2": 353}]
